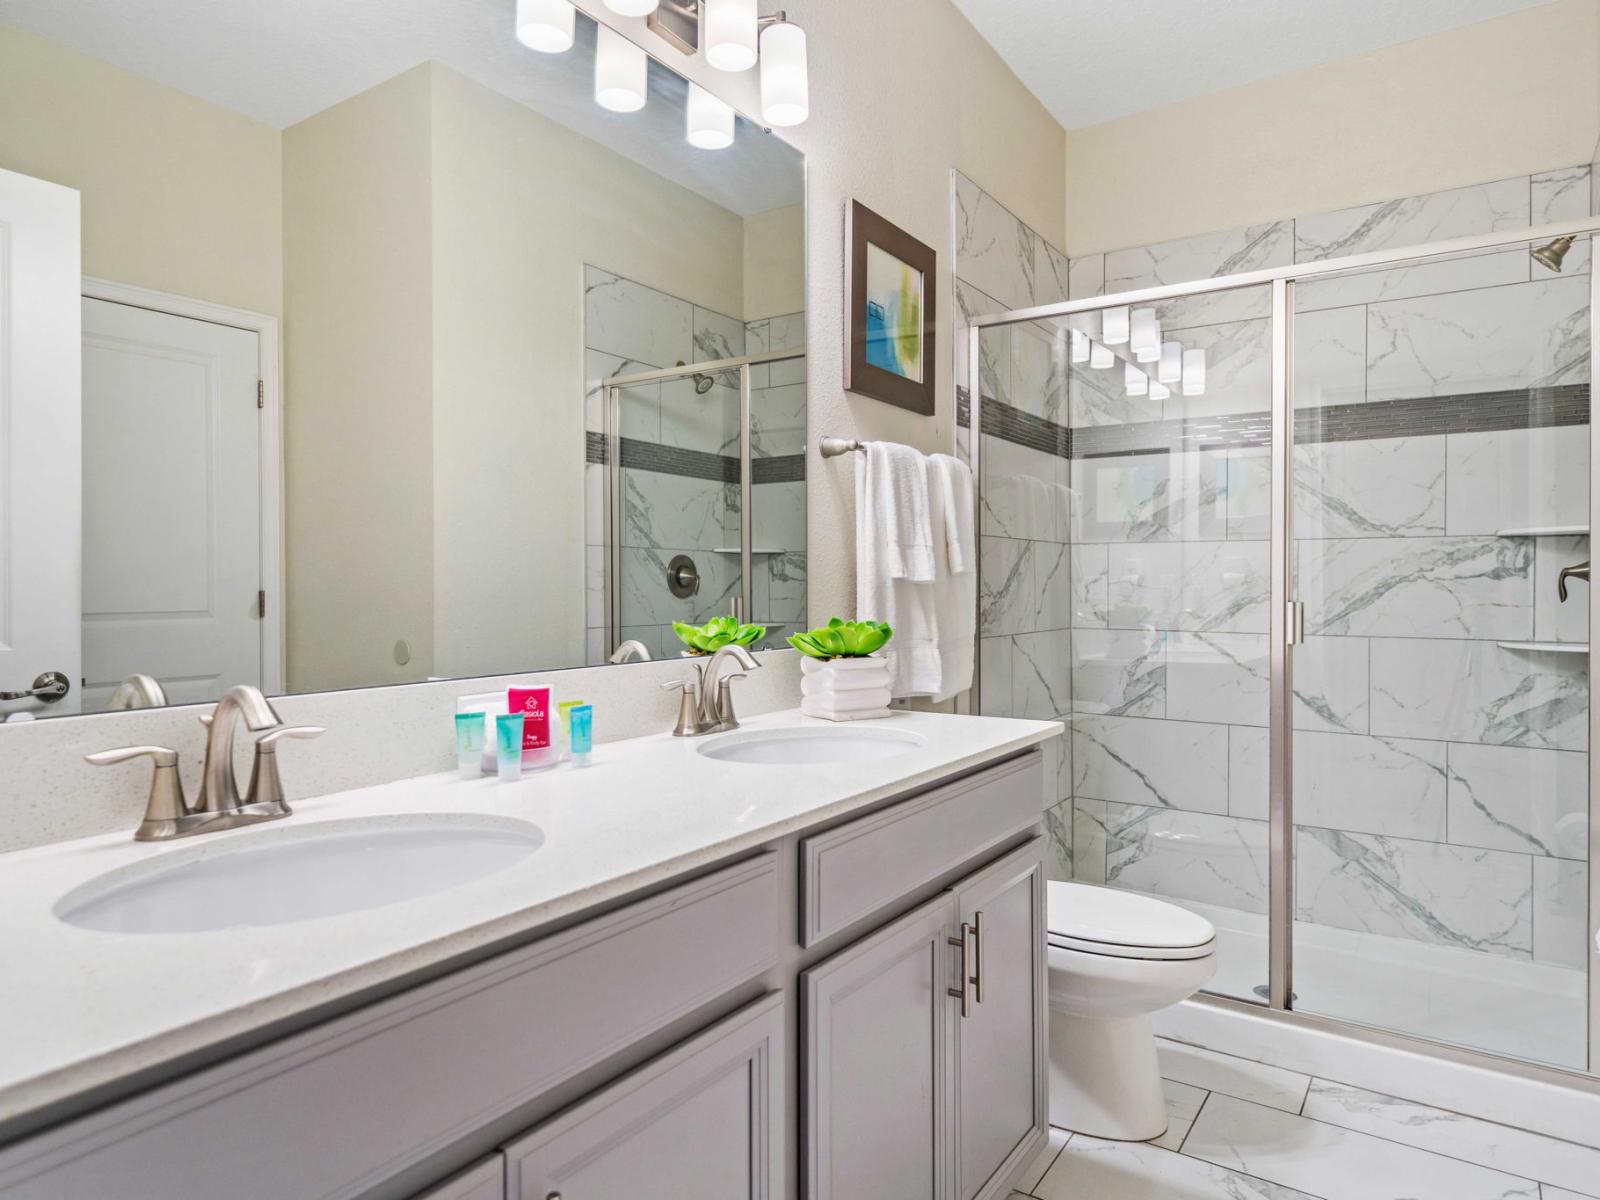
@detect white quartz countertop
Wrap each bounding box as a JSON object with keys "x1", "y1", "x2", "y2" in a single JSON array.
[{"x1": 0, "y1": 708, "x2": 1060, "y2": 1130}]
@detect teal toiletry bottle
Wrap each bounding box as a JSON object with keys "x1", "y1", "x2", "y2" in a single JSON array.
[
  {"x1": 570, "y1": 704, "x2": 594, "y2": 768},
  {"x1": 496, "y1": 712, "x2": 525, "y2": 782},
  {"x1": 455, "y1": 712, "x2": 486, "y2": 779}
]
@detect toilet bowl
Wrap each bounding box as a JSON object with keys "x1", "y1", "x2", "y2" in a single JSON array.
[{"x1": 1046, "y1": 881, "x2": 1216, "y2": 1141}]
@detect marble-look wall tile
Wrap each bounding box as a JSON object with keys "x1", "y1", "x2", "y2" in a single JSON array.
[
  {"x1": 1532, "y1": 535, "x2": 1590, "y2": 644},
  {"x1": 621, "y1": 469, "x2": 734, "y2": 550},
  {"x1": 1296, "y1": 827, "x2": 1533, "y2": 958},
  {"x1": 1073, "y1": 796, "x2": 1107, "y2": 883},
  {"x1": 1073, "y1": 714, "x2": 1229, "y2": 813},
  {"x1": 1013, "y1": 629, "x2": 1071, "y2": 719},
  {"x1": 1294, "y1": 176, "x2": 1532, "y2": 311},
  {"x1": 1030, "y1": 540, "x2": 1074, "y2": 632},
  {"x1": 1158, "y1": 318, "x2": 1273, "y2": 423},
  {"x1": 1010, "y1": 319, "x2": 1068, "y2": 423},
  {"x1": 1292, "y1": 635, "x2": 1370, "y2": 734},
  {"x1": 1533, "y1": 857, "x2": 1588, "y2": 967},
  {"x1": 620, "y1": 543, "x2": 738, "y2": 627},
  {"x1": 583, "y1": 266, "x2": 693, "y2": 368},
  {"x1": 1165, "y1": 632, "x2": 1268, "y2": 726},
  {"x1": 1071, "y1": 628, "x2": 1165, "y2": 717},
  {"x1": 750, "y1": 381, "x2": 806, "y2": 457},
  {"x1": 1369, "y1": 637, "x2": 1588, "y2": 751},
  {"x1": 1227, "y1": 726, "x2": 1268, "y2": 820},
  {"x1": 752, "y1": 480, "x2": 806, "y2": 553},
  {"x1": 1293, "y1": 304, "x2": 1368, "y2": 408},
  {"x1": 660, "y1": 374, "x2": 738, "y2": 455},
  {"x1": 953, "y1": 170, "x2": 1038, "y2": 310},
  {"x1": 1293, "y1": 437, "x2": 1446, "y2": 538},
  {"x1": 1044, "y1": 797, "x2": 1073, "y2": 881},
  {"x1": 1108, "y1": 540, "x2": 1270, "y2": 634},
  {"x1": 587, "y1": 349, "x2": 661, "y2": 441},
  {"x1": 1444, "y1": 426, "x2": 1589, "y2": 536},
  {"x1": 761, "y1": 550, "x2": 807, "y2": 627},
  {"x1": 979, "y1": 635, "x2": 1015, "y2": 717},
  {"x1": 1298, "y1": 536, "x2": 1532, "y2": 639},
  {"x1": 1072, "y1": 453, "x2": 1198, "y2": 543},
  {"x1": 1445, "y1": 742, "x2": 1588, "y2": 859},
  {"x1": 584, "y1": 462, "x2": 605, "y2": 546},
  {"x1": 1531, "y1": 165, "x2": 1593, "y2": 275},
  {"x1": 1104, "y1": 222, "x2": 1293, "y2": 328},
  {"x1": 1293, "y1": 731, "x2": 1448, "y2": 840},
  {"x1": 1068, "y1": 349, "x2": 1165, "y2": 428},
  {"x1": 981, "y1": 435, "x2": 1068, "y2": 541},
  {"x1": 980, "y1": 537, "x2": 1034, "y2": 636},
  {"x1": 1223, "y1": 449, "x2": 1272, "y2": 541},
  {"x1": 690, "y1": 305, "x2": 745, "y2": 363},
  {"x1": 1067, "y1": 253, "x2": 1104, "y2": 301},
  {"x1": 1105, "y1": 801, "x2": 1270, "y2": 912},
  {"x1": 957, "y1": 280, "x2": 1010, "y2": 405},
  {"x1": 1035, "y1": 239, "x2": 1070, "y2": 307},
  {"x1": 746, "y1": 311, "x2": 806, "y2": 387},
  {"x1": 1366, "y1": 276, "x2": 1591, "y2": 404},
  {"x1": 1071, "y1": 543, "x2": 1111, "y2": 628}
]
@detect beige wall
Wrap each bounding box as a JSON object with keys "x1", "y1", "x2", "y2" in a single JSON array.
[
  {"x1": 1064, "y1": 0, "x2": 1600, "y2": 254},
  {"x1": 283, "y1": 66, "x2": 436, "y2": 692},
  {"x1": 743, "y1": 203, "x2": 806, "y2": 319},
  {"x1": 0, "y1": 21, "x2": 281, "y2": 317}
]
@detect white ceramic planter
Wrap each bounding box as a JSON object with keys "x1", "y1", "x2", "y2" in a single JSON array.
[{"x1": 798, "y1": 656, "x2": 892, "y2": 722}]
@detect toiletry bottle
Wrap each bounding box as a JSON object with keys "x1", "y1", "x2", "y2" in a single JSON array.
[
  {"x1": 508, "y1": 686, "x2": 554, "y2": 769},
  {"x1": 558, "y1": 699, "x2": 586, "y2": 760},
  {"x1": 495, "y1": 712, "x2": 525, "y2": 782},
  {"x1": 570, "y1": 704, "x2": 594, "y2": 768},
  {"x1": 455, "y1": 712, "x2": 486, "y2": 779}
]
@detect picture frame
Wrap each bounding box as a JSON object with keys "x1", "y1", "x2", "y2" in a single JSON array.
[{"x1": 844, "y1": 200, "x2": 937, "y2": 415}]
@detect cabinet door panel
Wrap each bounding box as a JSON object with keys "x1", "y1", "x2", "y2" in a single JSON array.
[
  {"x1": 504, "y1": 993, "x2": 783, "y2": 1200},
  {"x1": 803, "y1": 892, "x2": 954, "y2": 1200},
  {"x1": 412, "y1": 1155, "x2": 503, "y2": 1200},
  {"x1": 951, "y1": 839, "x2": 1047, "y2": 1200}
]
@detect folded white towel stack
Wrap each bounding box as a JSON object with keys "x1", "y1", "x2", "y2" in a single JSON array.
[{"x1": 799, "y1": 656, "x2": 893, "y2": 721}]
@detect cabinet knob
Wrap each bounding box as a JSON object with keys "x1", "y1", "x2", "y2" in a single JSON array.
[{"x1": 546, "y1": 1193, "x2": 562, "y2": 1200}]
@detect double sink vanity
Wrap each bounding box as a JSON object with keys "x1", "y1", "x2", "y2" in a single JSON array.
[{"x1": 0, "y1": 704, "x2": 1061, "y2": 1200}]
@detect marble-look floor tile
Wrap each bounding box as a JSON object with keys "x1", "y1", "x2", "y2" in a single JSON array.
[
  {"x1": 1301, "y1": 1080, "x2": 1600, "y2": 1198},
  {"x1": 1071, "y1": 544, "x2": 1111, "y2": 628},
  {"x1": 1035, "y1": 1132, "x2": 1319, "y2": 1200},
  {"x1": 1295, "y1": 827, "x2": 1533, "y2": 959},
  {"x1": 1369, "y1": 637, "x2": 1588, "y2": 751},
  {"x1": 1293, "y1": 437, "x2": 1446, "y2": 539},
  {"x1": 1533, "y1": 536, "x2": 1590, "y2": 645},
  {"x1": 1165, "y1": 631, "x2": 1268, "y2": 727},
  {"x1": 1108, "y1": 541, "x2": 1270, "y2": 634},
  {"x1": 1299, "y1": 535, "x2": 1532, "y2": 640},
  {"x1": 583, "y1": 266, "x2": 693, "y2": 368},
  {"x1": 1444, "y1": 427, "x2": 1589, "y2": 537},
  {"x1": 1104, "y1": 802, "x2": 1269, "y2": 911},
  {"x1": 1013, "y1": 630, "x2": 1071, "y2": 720},
  {"x1": 1073, "y1": 716, "x2": 1229, "y2": 813},
  {"x1": 1154, "y1": 1039, "x2": 1310, "y2": 1113},
  {"x1": 1292, "y1": 731, "x2": 1448, "y2": 841},
  {"x1": 1291, "y1": 635, "x2": 1370, "y2": 734},
  {"x1": 1012, "y1": 1124, "x2": 1069, "y2": 1194},
  {"x1": 1531, "y1": 166, "x2": 1593, "y2": 276},
  {"x1": 1366, "y1": 276, "x2": 1591, "y2": 404},
  {"x1": 1532, "y1": 858, "x2": 1588, "y2": 969},
  {"x1": 1070, "y1": 627, "x2": 1165, "y2": 717},
  {"x1": 1149, "y1": 1078, "x2": 1209, "y2": 1151},
  {"x1": 1072, "y1": 796, "x2": 1108, "y2": 884},
  {"x1": 981, "y1": 538, "x2": 1035, "y2": 636},
  {"x1": 1104, "y1": 221, "x2": 1293, "y2": 328},
  {"x1": 954, "y1": 171, "x2": 1039, "y2": 310},
  {"x1": 1293, "y1": 304, "x2": 1367, "y2": 408},
  {"x1": 1184, "y1": 1093, "x2": 1539, "y2": 1200},
  {"x1": 1445, "y1": 742, "x2": 1588, "y2": 859}
]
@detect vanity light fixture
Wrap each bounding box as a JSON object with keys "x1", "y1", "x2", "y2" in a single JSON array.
[
  {"x1": 595, "y1": 25, "x2": 648, "y2": 112},
  {"x1": 1130, "y1": 307, "x2": 1160, "y2": 362},
  {"x1": 705, "y1": 0, "x2": 759, "y2": 70},
  {"x1": 1070, "y1": 328, "x2": 1091, "y2": 365},
  {"x1": 1158, "y1": 340, "x2": 1183, "y2": 384},
  {"x1": 1102, "y1": 305, "x2": 1130, "y2": 345},
  {"x1": 758, "y1": 17, "x2": 808, "y2": 125},
  {"x1": 603, "y1": 0, "x2": 661, "y2": 15},
  {"x1": 515, "y1": 0, "x2": 576, "y2": 52},
  {"x1": 1090, "y1": 342, "x2": 1114, "y2": 370},
  {"x1": 686, "y1": 82, "x2": 735, "y2": 148},
  {"x1": 1182, "y1": 348, "x2": 1207, "y2": 396},
  {"x1": 1150, "y1": 380, "x2": 1171, "y2": 402},
  {"x1": 1124, "y1": 361, "x2": 1149, "y2": 397}
]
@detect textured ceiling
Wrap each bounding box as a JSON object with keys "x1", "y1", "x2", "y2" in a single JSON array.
[
  {"x1": 0, "y1": 0, "x2": 803, "y2": 215},
  {"x1": 949, "y1": 0, "x2": 1560, "y2": 129}
]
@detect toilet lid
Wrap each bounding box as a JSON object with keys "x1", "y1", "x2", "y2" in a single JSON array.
[{"x1": 1046, "y1": 881, "x2": 1215, "y2": 961}]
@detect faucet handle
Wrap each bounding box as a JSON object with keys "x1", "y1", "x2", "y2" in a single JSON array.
[
  {"x1": 662, "y1": 677, "x2": 703, "y2": 737},
  {"x1": 242, "y1": 726, "x2": 324, "y2": 814},
  {"x1": 257, "y1": 725, "x2": 325, "y2": 749},
  {"x1": 85, "y1": 746, "x2": 189, "y2": 841}
]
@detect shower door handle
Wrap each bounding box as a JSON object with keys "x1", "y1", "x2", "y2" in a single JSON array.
[{"x1": 1285, "y1": 601, "x2": 1305, "y2": 646}]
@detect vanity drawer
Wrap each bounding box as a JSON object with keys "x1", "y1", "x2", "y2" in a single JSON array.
[
  {"x1": 799, "y1": 751, "x2": 1042, "y2": 946},
  {"x1": 0, "y1": 853, "x2": 781, "y2": 1200}
]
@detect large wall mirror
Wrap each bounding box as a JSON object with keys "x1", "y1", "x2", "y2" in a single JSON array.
[{"x1": 0, "y1": 1, "x2": 806, "y2": 719}]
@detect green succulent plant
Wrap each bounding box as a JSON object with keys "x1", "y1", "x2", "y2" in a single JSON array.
[
  {"x1": 672, "y1": 616, "x2": 767, "y2": 655},
  {"x1": 787, "y1": 618, "x2": 893, "y2": 660}
]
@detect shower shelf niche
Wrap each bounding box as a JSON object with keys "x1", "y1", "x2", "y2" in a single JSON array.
[
  {"x1": 1493, "y1": 525, "x2": 1589, "y2": 537},
  {"x1": 1495, "y1": 641, "x2": 1590, "y2": 654}
]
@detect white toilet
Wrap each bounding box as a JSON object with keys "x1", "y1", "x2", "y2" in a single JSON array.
[{"x1": 1046, "y1": 880, "x2": 1216, "y2": 1141}]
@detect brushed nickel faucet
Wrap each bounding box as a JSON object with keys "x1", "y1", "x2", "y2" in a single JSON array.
[
  {"x1": 1558, "y1": 560, "x2": 1589, "y2": 602},
  {"x1": 661, "y1": 644, "x2": 761, "y2": 736}
]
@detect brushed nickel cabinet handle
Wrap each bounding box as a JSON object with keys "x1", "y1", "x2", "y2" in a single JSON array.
[
  {"x1": 947, "y1": 922, "x2": 975, "y2": 1018},
  {"x1": 972, "y1": 910, "x2": 986, "y2": 1005}
]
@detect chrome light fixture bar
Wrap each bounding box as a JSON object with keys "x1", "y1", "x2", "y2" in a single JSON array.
[{"x1": 646, "y1": 1, "x2": 810, "y2": 127}]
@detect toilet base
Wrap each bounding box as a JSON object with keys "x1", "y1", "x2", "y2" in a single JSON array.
[{"x1": 1048, "y1": 1010, "x2": 1167, "y2": 1141}]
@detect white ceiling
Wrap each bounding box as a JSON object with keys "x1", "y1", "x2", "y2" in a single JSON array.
[
  {"x1": 949, "y1": 0, "x2": 1560, "y2": 129},
  {"x1": 0, "y1": 0, "x2": 803, "y2": 215}
]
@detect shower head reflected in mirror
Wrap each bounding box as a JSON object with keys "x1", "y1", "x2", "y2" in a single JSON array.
[{"x1": 1532, "y1": 235, "x2": 1577, "y2": 273}]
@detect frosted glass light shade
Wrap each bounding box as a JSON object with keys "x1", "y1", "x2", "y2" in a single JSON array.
[
  {"x1": 1125, "y1": 362, "x2": 1148, "y2": 397},
  {"x1": 705, "y1": 0, "x2": 758, "y2": 71},
  {"x1": 1150, "y1": 380, "x2": 1172, "y2": 402},
  {"x1": 1090, "y1": 342, "x2": 1114, "y2": 370},
  {"x1": 1131, "y1": 308, "x2": 1160, "y2": 362},
  {"x1": 1102, "y1": 305, "x2": 1130, "y2": 345},
  {"x1": 1071, "y1": 329, "x2": 1091, "y2": 364},
  {"x1": 595, "y1": 26, "x2": 648, "y2": 112},
  {"x1": 602, "y1": 0, "x2": 660, "y2": 14},
  {"x1": 759, "y1": 20, "x2": 809, "y2": 125},
  {"x1": 515, "y1": 0, "x2": 575, "y2": 52},
  {"x1": 1158, "y1": 341, "x2": 1183, "y2": 384},
  {"x1": 687, "y1": 83, "x2": 735, "y2": 149},
  {"x1": 1183, "y1": 348, "x2": 1207, "y2": 396}
]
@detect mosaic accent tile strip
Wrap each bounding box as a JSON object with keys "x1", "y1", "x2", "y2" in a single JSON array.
[
  {"x1": 753, "y1": 454, "x2": 807, "y2": 484},
  {"x1": 585, "y1": 432, "x2": 806, "y2": 484}
]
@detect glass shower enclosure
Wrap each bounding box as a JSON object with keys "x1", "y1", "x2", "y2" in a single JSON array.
[{"x1": 968, "y1": 216, "x2": 1600, "y2": 1079}]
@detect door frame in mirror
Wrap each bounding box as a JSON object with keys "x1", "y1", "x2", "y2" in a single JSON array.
[{"x1": 79, "y1": 276, "x2": 284, "y2": 695}]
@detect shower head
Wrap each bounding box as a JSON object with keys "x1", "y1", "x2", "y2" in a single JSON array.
[
  {"x1": 674, "y1": 361, "x2": 716, "y2": 394},
  {"x1": 1532, "y1": 235, "x2": 1577, "y2": 273}
]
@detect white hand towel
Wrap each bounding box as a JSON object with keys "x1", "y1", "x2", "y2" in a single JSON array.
[
  {"x1": 928, "y1": 453, "x2": 977, "y2": 703},
  {"x1": 859, "y1": 441, "x2": 935, "y2": 583},
  {"x1": 857, "y1": 442, "x2": 941, "y2": 697}
]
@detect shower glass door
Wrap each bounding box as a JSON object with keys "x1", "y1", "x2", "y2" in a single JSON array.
[{"x1": 1289, "y1": 237, "x2": 1594, "y2": 1069}]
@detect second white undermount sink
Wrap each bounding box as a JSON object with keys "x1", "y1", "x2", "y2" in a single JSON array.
[
  {"x1": 55, "y1": 814, "x2": 544, "y2": 934},
  {"x1": 696, "y1": 725, "x2": 926, "y2": 765}
]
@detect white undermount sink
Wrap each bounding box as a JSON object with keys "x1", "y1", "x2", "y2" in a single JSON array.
[
  {"x1": 55, "y1": 814, "x2": 544, "y2": 934},
  {"x1": 696, "y1": 725, "x2": 926, "y2": 765}
]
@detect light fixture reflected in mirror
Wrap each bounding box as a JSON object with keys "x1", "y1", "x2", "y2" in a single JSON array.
[
  {"x1": 595, "y1": 25, "x2": 648, "y2": 112},
  {"x1": 705, "y1": 0, "x2": 759, "y2": 71},
  {"x1": 1158, "y1": 340, "x2": 1182, "y2": 384},
  {"x1": 1131, "y1": 307, "x2": 1159, "y2": 362},
  {"x1": 1125, "y1": 361, "x2": 1148, "y2": 397},
  {"x1": 515, "y1": 0, "x2": 576, "y2": 52},
  {"x1": 759, "y1": 19, "x2": 809, "y2": 125},
  {"x1": 1090, "y1": 342, "x2": 1114, "y2": 370},
  {"x1": 1102, "y1": 305, "x2": 1129, "y2": 345},
  {"x1": 1182, "y1": 348, "x2": 1207, "y2": 396},
  {"x1": 602, "y1": 0, "x2": 661, "y2": 15},
  {"x1": 686, "y1": 82, "x2": 735, "y2": 149},
  {"x1": 1071, "y1": 328, "x2": 1091, "y2": 364}
]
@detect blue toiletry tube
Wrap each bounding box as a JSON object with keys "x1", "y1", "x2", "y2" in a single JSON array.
[
  {"x1": 570, "y1": 704, "x2": 593, "y2": 767},
  {"x1": 455, "y1": 712, "x2": 486, "y2": 779},
  {"x1": 495, "y1": 712, "x2": 525, "y2": 782}
]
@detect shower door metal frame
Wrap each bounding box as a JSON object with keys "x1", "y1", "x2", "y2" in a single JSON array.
[
  {"x1": 602, "y1": 349, "x2": 804, "y2": 655},
  {"x1": 965, "y1": 212, "x2": 1600, "y2": 1088}
]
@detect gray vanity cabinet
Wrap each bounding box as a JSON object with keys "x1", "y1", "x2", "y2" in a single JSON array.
[
  {"x1": 412, "y1": 1156, "x2": 505, "y2": 1200},
  {"x1": 503, "y1": 993, "x2": 784, "y2": 1200},
  {"x1": 802, "y1": 837, "x2": 1047, "y2": 1200}
]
